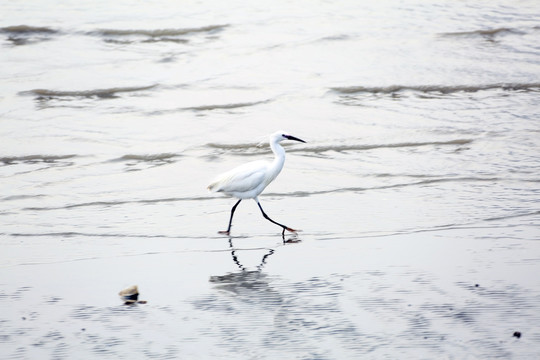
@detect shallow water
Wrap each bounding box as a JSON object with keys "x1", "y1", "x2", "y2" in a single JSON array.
[{"x1": 1, "y1": 0, "x2": 540, "y2": 359}]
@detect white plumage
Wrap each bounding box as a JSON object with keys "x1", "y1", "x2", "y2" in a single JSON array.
[
  {"x1": 208, "y1": 160, "x2": 270, "y2": 198},
  {"x1": 208, "y1": 131, "x2": 306, "y2": 235}
]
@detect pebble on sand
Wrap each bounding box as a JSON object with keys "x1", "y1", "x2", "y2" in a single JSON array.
[{"x1": 118, "y1": 285, "x2": 139, "y2": 304}]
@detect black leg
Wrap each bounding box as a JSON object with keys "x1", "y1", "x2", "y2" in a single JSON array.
[
  {"x1": 256, "y1": 201, "x2": 296, "y2": 235},
  {"x1": 219, "y1": 199, "x2": 242, "y2": 234}
]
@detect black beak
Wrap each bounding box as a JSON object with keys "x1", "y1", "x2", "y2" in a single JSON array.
[{"x1": 285, "y1": 135, "x2": 306, "y2": 143}]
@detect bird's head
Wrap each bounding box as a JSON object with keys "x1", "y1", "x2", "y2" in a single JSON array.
[{"x1": 272, "y1": 131, "x2": 306, "y2": 144}]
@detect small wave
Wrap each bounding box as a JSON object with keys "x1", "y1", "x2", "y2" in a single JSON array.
[
  {"x1": 140, "y1": 37, "x2": 189, "y2": 44},
  {"x1": 0, "y1": 154, "x2": 76, "y2": 165},
  {"x1": 331, "y1": 83, "x2": 540, "y2": 95},
  {"x1": 264, "y1": 176, "x2": 502, "y2": 198},
  {"x1": 2, "y1": 194, "x2": 45, "y2": 201},
  {"x1": 1, "y1": 25, "x2": 59, "y2": 45},
  {"x1": 439, "y1": 27, "x2": 523, "y2": 38},
  {"x1": 185, "y1": 101, "x2": 267, "y2": 111},
  {"x1": 205, "y1": 139, "x2": 472, "y2": 156},
  {"x1": 20, "y1": 85, "x2": 157, "y2": 99},
  {"x1": 369, "y1": 210, "x2": 540, "y2": 239},
  {"x1": 484, "y1": 210, "x2": 540, "y2": 223},
  {"x1": 205, "y1": 141, "x2": 280, "y2": 156},
  {"x1": 290, "y1": 139, "x2": 473, "y2": 154},
  {"x1": 0, "y1": 25, "x2": 58, "y2": 34},
  {"x1": 206, "y1": 143, "x2": 262, "y2": 150},
  {"x1": 23, "y1": 196, "x2": 214, "y2": 211},
  {"x1": 92, "y1": 25, "x2": 228, "y2": 38},
  {"x1": 8, "y1": 231, "x2": 168, "y2": 239},
  {"x1": 6, "y1": 232, "x2": 210, "y2": 243},
  {"x1": 111, "y1": 153, "x2": 181, "y2": 162},
  {"x1": 149, "y1": 100, "x2": 269, "y2": 115},
  {"x1": 318, "y1": 34, "x2": 351, "y2": 42}
]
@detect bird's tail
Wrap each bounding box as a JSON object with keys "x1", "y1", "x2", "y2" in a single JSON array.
[{"x1": 207, "y1": 182, "x2": 218, "y2": 193}]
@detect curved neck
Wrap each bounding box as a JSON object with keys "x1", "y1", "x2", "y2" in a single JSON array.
[{"x1": 270, "y1": 140, "x2": 286, "y2": 176}]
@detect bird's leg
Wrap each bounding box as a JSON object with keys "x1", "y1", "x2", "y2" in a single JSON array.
[
  {"x1": 219, "y1": 199, "x2": 242, "y2": 235},
  {"x1": 256, "y1": 201, "x2": 297, "y2": 235}
]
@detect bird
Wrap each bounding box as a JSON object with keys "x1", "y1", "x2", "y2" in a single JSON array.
[{"x1": 208, "y1": 131, "x2": 306, "y2": 236}]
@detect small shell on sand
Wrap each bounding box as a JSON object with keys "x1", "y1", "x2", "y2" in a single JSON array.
[{"x1": 119, "y1": 285, "x2": 139, "y2": 304}]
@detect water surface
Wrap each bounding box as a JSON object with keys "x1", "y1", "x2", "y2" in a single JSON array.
[{"x1": 1, "y1": 1, "x2": 539, "y2": 358}]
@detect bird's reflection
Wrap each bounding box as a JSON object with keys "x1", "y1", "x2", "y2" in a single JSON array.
[
  {"x1": 210, "y1": 238, "x2": 274, "y2": 298},
  {"x1": 206, "y1": 236, "x2": 303, "y2": 313},
  {"x1": 209, "y1": 238, "x2": 278, "y2": 294},
  {"x1": 228, "y1": 238, "x2": 275, "y2": 272},
  {"x1": 209, "y1": 235, "x2": 300, "y2": 290}
]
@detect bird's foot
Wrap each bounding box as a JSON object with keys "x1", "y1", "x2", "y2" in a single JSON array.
[
  {"x1": 281, "y1": 227, "x2": 301, "y2": 243},
  {"x1": 281, "y1": 227, "x2": 299, "y2": 237}
]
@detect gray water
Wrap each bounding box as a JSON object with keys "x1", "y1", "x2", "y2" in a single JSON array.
[{"x1": 1, "y1": 1, "x2": 540, "y2": 359}]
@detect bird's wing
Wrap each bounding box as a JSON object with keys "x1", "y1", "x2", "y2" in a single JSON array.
[{"x1": 208, "y1": 161, "x2": 268, "y2": 193}]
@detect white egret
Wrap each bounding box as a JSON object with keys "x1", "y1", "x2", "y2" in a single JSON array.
[{"x1": 208, "y1": 131, "x2": 306, "y2": 236}]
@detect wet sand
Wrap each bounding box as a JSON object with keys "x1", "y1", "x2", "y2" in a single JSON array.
[{"x1": 2, "y1": 208, "x2": 539, "y2": 359}]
